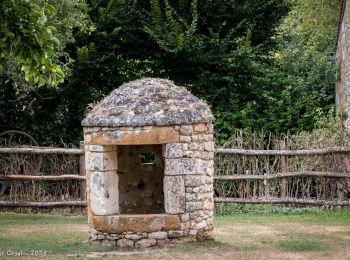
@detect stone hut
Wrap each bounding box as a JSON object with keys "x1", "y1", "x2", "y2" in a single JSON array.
[{"x1": 81, "y1": 78, "x2": 215, "y2": 248}]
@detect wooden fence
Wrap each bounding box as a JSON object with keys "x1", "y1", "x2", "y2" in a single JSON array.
[
  {"x1": 0, "y1": 143, "x2": 86, "y2": 207},
  {"x1": 214, "y1": 131, "x2": 350, "y2": 206},
  {"x1": 1, "y1": 135, "x2": 350, "y2": 207}
]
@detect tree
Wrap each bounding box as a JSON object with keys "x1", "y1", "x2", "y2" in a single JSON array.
[{"x1": 0, "y1": 0, "x2": 64, "y2": 87}]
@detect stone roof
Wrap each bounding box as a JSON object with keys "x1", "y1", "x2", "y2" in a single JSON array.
[{"x1": 81, "y1": 78, "x2": 214, "y2": 127}]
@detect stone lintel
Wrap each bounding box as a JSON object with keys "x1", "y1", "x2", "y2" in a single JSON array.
[
  {"x1": 92, "y1": 214, "x2": 181, "y2": 233},
  {"x1": 89, "y1": 126, "x2": 179, "y2": 145}
]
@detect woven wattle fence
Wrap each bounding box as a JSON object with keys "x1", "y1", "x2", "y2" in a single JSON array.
[{"x1": 214, "y1": 131, "x2": 350, "y2": 206}]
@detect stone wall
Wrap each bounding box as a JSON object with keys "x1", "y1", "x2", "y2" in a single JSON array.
[
  {"x1": 336, "y1": 0, "x2": 350, "y2": 128},
  {"x1": 83, "y1": 122, "x2": 214, "y2": 248}
]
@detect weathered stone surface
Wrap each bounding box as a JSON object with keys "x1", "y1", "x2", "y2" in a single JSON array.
[
  {"x1": 179, "y1": 125, "x2": 193, "y2": 135},
  {"x1": 90, "y1": 126, "x2": 179, "y2": 145},
  {"x1": 165, "y1": 143, "x2": 184, "y2": 158},
  {"x1": 89, "y1": 145, "x2": 116, "y2": 152},
  {"x1": 90, "y1": 171, "x2": 119, "y2": 215},
  {"x1": 186, "y1": 202, "x2": 204, "y2": 212},
  {"x1": 92, "y1": 214, "x2": 181, "y2": 233},
  {"x1": 185, "y1": 175, "x2": 207, "y2": 187},
  {"x1": 125, "y1": 234, "x2": 142, "y2": 240},
  {"x1": 148, "y1": 231, "x2": 168, "y2": 239},
  {"x1": 192, "y1": 185, "x2": 212, "y2": 193},
  {"x1": 204, "y1": 142, "x2": 215, "y2": 152},
  {"x1": 164, "y1": 158, "x2": 208, "y2": 175},
  {"x1": 192, "y1": 124, "x2": 208, "y2": 133},
  {"x1": 164, "y1": 176, "x2": 185, "y2": 214},
  {"x1": 81, "y1": 78, "x2": 214, "y2": 127},
  {"x1": 135, "y1": 239, "x2": 157, "y2": 248},
  {"x1": 168, "y1": 230, "x2": 184, "y2": 238},
  {"x1": 179, "y1": 136, "x2": 191, "y2": 143},
  {"x1": 196, "y1": 224, "x2": 214, "y2": 241},
  {"x1": 85, "y1": 151, "x2": 118, "y2": 171},
  {"x1": 117, "y1": 239, "x2": 134, "y2": 248},
  {"x1": 101, "y1": 240, "x2": 114, "y2": 247}
]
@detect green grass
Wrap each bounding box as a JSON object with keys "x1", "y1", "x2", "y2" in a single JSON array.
[
  {"x1": 277, "y1": 239, "x2": 327, "y2": 252},
  {"x1": 215, "y1": 204, "x2": 350, "y2": 225},
  {"x1": 0, "y1": 208, "x2": 350, "y2": 258},
  {"x1": 0, "y1": 214, "x2": 115, "y2": 257}
]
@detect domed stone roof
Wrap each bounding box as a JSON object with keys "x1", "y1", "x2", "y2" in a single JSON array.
[{"x1": 81, "y1": 78, "x2": 214, "y2": 127}]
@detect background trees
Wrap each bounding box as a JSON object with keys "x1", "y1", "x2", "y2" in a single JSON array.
[{"x1": 0, "y1": 0, "x2": 341, "y2": 146}]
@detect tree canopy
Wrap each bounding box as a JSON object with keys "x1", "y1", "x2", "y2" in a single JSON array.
[{"x1": 0, "y1": 0, "x2": 342, "y2": 146}]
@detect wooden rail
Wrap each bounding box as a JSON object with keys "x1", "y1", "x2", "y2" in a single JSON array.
[
  {"x1": 214, "y1": 197, "x2": 350, "y2": 206},
  {"x1": 0, "y1": 175, "x2": 86, "y2": 181},
  {"x1": 0, "y1": 147, "x2": 84, "y2": 155},
  {"x1": 214, "y1": 171, "x2": 350, "y2": 180},
  {"x1": 2, "y1": 146, "x2": 350, "y2": 156},
  {"x1": 216, "y1": 146, "x2": 350, "y2": 156},
  {"x1": 0, "y1": 201, "x2": 87, "y2": 207}
]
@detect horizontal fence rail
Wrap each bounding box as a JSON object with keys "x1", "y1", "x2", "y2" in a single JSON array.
[
  {"x1": 0, "y1": 175, "x2": 86, "y2": 181},
  {"x1": 214, "y1": 171, "x2": 350, "y2": 180},
  {"x1": 214, "y1": 198, "x2": 350, "y2": 206},
  {"x1": 0, "y1": 201, "x2": 87, "y2": 207},
  {"x1": 0, "y1": 147, "x2": 84, "y2": 155},
  {"x1": 216, "y1": 147, "x2": 350, "y2": 156}
]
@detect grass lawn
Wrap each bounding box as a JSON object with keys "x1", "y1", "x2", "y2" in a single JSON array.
[{"x1": 1, "y1": 206, "x2": 350, "y2": 259}]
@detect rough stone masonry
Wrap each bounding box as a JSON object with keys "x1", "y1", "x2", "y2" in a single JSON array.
[{"x1": 82, "y1": 78, "x2": 215, "y2": 247}]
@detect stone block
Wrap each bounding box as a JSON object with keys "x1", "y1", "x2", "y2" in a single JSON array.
[
  {"x1": 188, "y1": 143, "x2": 204, "y2": 151},
  {"x1": 179, "y1": 136, "x2": 191, "y2": 143},
  {"x1": 204, "y1": 142, "x2": 215, "y2": 152},
  {"x1": 164, "y1": 176, "x2": 185, "y2": 214},
  {"x1": 185, "y1": 175, "x2": 206, "y2": 187},
  {"x1": 192, "y1": 185, "x2": 212, "y2": 193},
  {"x1": 186, "y1": 202, "x2": 204, "y2": 212},
  {"x1": 201, "y1": 152, "x2": 215, "y2": 160},
  {"x1": 90, "y1": 171, "x2": 119, "y2": 215},
  {"x1": 92, "y1": 215, "x2": 181, "y2": 233},
  {"x1": 165, "y1": 143, "x2": 184, "y2": 158},
  {"x1": 135, "y1": 239, "x2": 157, "y2": 248},
  {"x1": 148, "y1": 231, "x2": 168, "y2": 239},
  {"x1": 125, "y1": 234, "x2": 142, "y2": 240},
  {"x1": 195, "y1": 220, "x2": 207, "y2": 230},
  {"x1": 117, "y1": 239, "x2": 134, "y2": 248},
  {"x1": 168, "y1": 230, "x2": 184, "y2": 238},
  {"x1": 85, "y1": 151, "x2": 118, "y2": 171},
  {"x1": 179, "y1": 125, "x2": 193, "y2": 135},
  {"x1": 164, "y1": 158, "x2": 208, "y2": 175},
  {"x1": 193, "y1": 123, "x2": 208, "y2": 133}
]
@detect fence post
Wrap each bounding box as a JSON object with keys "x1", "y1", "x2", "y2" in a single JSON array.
[
  {"x1": 79, "y1": 141, "x2": 86, "y2": 201},
  {"x1": 280, "y1": 140, "x2": 288, "y2": 200},
  {"x1": 264, "y1": 174, "x2": 270, "y2": 199}
]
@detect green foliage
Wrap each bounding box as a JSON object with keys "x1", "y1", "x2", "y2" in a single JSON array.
[
  {"x1": 0, "y1": 0, "x2": 341, "y2": 146},
  {"x1": 0, "y1": 0, "x2": 64, "y2": 87}
]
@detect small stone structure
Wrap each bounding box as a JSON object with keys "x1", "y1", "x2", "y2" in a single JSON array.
[{"x1": 81, "y1": 78, "x2": 215, "y2": 247}]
